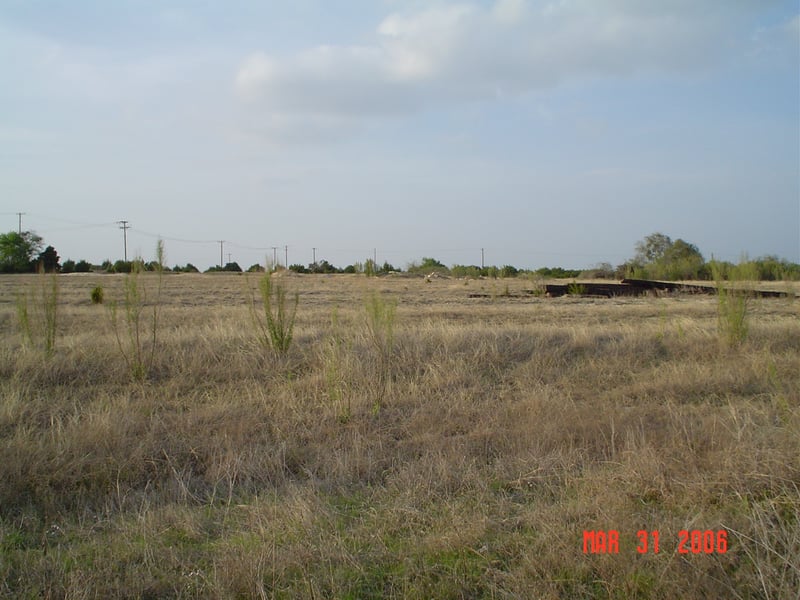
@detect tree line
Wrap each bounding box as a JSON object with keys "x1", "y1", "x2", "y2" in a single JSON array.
[{"x1": 1, "y1": 229, "x2": 798, "y2": 281}]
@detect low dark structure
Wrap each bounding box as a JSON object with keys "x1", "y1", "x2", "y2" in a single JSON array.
[{"x1": 541, "y1": 279, "x2": 790, "y2": 298}]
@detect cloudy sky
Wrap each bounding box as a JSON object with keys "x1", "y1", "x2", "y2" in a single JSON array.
[{"x1": 1, "y1": 0, "x2": 798, "y2": 270}]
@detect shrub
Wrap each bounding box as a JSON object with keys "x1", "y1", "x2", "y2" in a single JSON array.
[
  {"x1": 90, "y1": 286, "x2": 104, "y2": 304},
  {"x1": 108, "y1": 241, "x2": 166, "y2": 381},
  {"x1": 248, "y1": 274, "x2": 299, "y2": 358},
  {"x1": 62, "y1": 259, "x2": 76, "y2": 274},
  {"x1": 16, "y1": 273, "x2": 59, "y2": 357},
  {"x1": 713, "y1": 258, "x2": 757, "y2": 348}
]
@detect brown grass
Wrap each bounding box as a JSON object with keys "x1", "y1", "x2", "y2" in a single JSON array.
[{"x1": 0, "y1": 272, "x2": 798, "y2": 598}]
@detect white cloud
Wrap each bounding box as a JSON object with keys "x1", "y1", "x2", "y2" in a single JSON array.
[
  {"x1": 491, "y1": 0, "x2": 528, "y2": 25},
  {"x1": 233, "y1": 1, "x2": 786, "y2": 140}
]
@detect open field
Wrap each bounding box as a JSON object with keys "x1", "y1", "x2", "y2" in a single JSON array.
[{"x1": 1, "y1": 272, "x2": 798, "y2": 598}]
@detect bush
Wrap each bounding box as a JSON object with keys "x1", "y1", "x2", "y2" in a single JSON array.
[
  {"x1": 16, "y1": 273, "x2": 59, "y2": 357},
  {"x1": 713, "y1": 258, "x2": 757, "y2": 348},
  {"x1": 248, "y1": 274, "x2": 299, "y2": 358},
  {"x1": 90, "y1": 286, "x2": 104, "y2": 304}
]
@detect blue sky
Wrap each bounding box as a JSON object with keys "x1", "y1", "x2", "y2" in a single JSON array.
[{"x1": 1, "y1": 0, "x2": 798, "y2": 270}]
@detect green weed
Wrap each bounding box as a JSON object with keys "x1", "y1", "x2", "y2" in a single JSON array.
[
  {"x1": 15, "y1": 273, "x2": 58, "y2": 357},
  {"x1": 249, "y1": 273, "x2": 298, "y2": 358},
  {"x1": 108, "y1": 240, "x2": 165, "y2": 381},
  {"x1": 713, "y1": 258, "x2": 756, "y2": 348}
]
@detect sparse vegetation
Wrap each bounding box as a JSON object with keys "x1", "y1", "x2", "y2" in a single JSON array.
[
  {"x1": 14, "y1": 272, "x2": 58, "y2": 356},
  {"x1": 107, "y1": 241, "x2": 165, "y2": 381},
  {"x1": 567, "y1": 281, "x2": 587, "y2": 295},
  {"x1": 713, "y1": 258, "x2": 758, "y2": 348},
  {"x1": 0, "y1": 273, "x2": 798, "y2": 598},
  {"x1": 248, "y1": 273, "x2": 299, "y2": 358}
]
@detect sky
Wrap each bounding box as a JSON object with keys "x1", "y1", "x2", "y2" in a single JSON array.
[{"x1": 1, "y1": 0, "x2": 799, "y2": 271}]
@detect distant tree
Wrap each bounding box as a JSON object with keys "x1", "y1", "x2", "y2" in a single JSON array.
[
  {"x1": 75, "y1": 260, "x2": 93, "y2": 273},
  {"x1": 628, "y1": 233, "x2": 706, "y2": 280},
  {"x1": 289, "y1": 264, "x2": 308, "y2": 273},
  {"x1": 536, "y1": 267, "x2": 582, "y2": 279},
  {"x1": 247, "y1": 263, "x2": 266, "y2": 273},
  {"x1": 342, "y1": 265, "x2": 357, "y2": 274},
  {"x1": 658, "y1": 239, "x2": 704, "y2": 279},
  {"x1": 0, "y1": 231, "x2": 43, "y2": 273},
  {"x1": 62, "y1": 259, "x2": 76, "y2": 274},
  {"x1": 581, "y1": 262, "x2": 615, "y2": 279},
  {"x1": 113, "y1": 260, "x2": 133, "y2": 273},
  {"x1": 36, "y1": 245, "x2": 61, "y2": 273},
  {"x1": 222, "y1": 262, "x2": 242, "y2": 272},
  {"x1": 310, "y1": 260, "x2": 338, "y2": 274},
  {"x1": 408, "y1": 257, "x2": 449, "y2": 275},
  {"x1": 635, "y1": 233, "x2": 673, "y2": 264},
  {"x1": 451, "y1": 265, "x2": 483, "y2": 278},
  {"x1": 500, "y1": 265, "x2": 519, "y2": 278},
  {"x1": 101, "y1": 259, "x2": 113, "y2": 272}
]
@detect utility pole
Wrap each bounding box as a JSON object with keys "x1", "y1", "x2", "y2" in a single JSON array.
[
  {"x1": 373, "y1": 248, "x2": 377, "y2": 266},
  {"x1": 218, "y1": 240, "x2": 224, "y2": 268},
  {"x1": 16, "y1": 212, "x2": 25, "y2": 234},
  {"x1": 312, "y1": 247, "x2": 316, "y2": 265},
  {"x1": 284, "y1": 245, "x2": 288, "y2": 268},
  {"x1": 481, "y1": 248, "x2": 485, "y2": 270},
  {"x1": 117, "y1": 220, "x2": 130, "y2": 262},
  {"x1": 270, "y1": 247, "x2": 278, "y2": 269}
]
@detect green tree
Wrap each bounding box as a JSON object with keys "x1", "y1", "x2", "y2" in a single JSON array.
[
  {"x1": 629, "y1": 233, "x2": 706, "y2": 280},
  {"x1": 658, "y1": 239, "x2": 704, "y2": 279},
  {"x1": 0, "y1": 231, "x2": 43, "y2": 273},
  {"x1": 36, "y1": 245, "x2": 61, "y2": 273},
  {"x1": 75, "y1": 260, "x2": 93, "y2": 273},
  {"x1": 635, "y1": 232, "x2": 673, "y2": 264}
]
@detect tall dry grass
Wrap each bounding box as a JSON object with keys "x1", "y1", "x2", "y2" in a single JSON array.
[{"x1": 0, "y1": 273, "x2": 797, "y2": 598}]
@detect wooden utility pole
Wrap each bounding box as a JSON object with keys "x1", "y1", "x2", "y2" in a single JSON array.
[
  {"x1": 218, "y1": 241, "x2": 224, "y2": 268},
  {"x1": 117, "y1": 221, "x2": 130, "y2": 261},
  {"x1": 16, "y1": 212, "x2": 25, "y2": 234}
]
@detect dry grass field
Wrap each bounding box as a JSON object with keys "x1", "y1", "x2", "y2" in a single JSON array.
[{"x1": 1, "y1": 272, "x2": 798, "y2": 599}]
